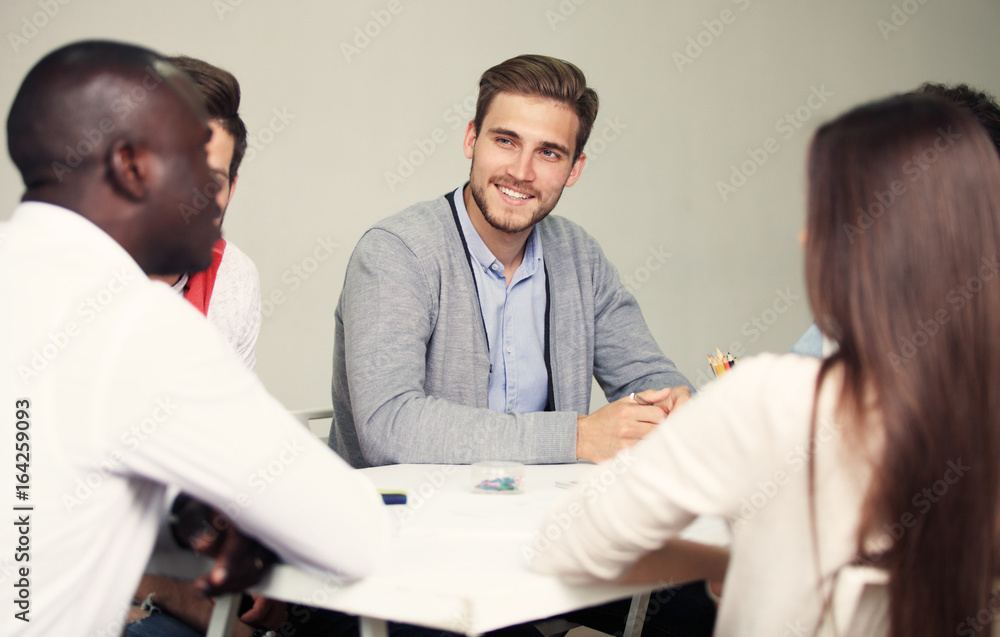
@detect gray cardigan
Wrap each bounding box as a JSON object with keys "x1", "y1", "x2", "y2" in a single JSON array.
[{"x1": 331, "y1": 190, "x2": 692, "y2": 468}]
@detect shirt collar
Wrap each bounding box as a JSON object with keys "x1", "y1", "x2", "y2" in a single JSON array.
[
  {"x1": 10, "y1": 201, "x2": 144, "y2": 272},
  {"x1": 452, "y1": 184, "x2": 543, "y2": 277}
]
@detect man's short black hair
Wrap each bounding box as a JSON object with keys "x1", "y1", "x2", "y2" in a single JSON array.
[{"x1": 916, "y1": 82, "x2": 1000, "y2": 155}]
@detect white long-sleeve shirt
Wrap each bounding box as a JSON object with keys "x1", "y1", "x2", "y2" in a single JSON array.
[
  {"x1": 0, "y1": 203, "x2": 389, "y2": 637},
  {"x1": 529, "y1": 353, "x2": 876, "y2": 636}
]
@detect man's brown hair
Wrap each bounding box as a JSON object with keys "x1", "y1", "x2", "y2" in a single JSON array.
[
  {"x1": 473, "y1": 54, "x2": 598, "y2": 162},
  {"x1": 168, "y1": 55, "x2": 247, "y2": 182}
]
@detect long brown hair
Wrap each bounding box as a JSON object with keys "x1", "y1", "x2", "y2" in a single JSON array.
[{"x1": 805, "y1": 94, "x2": 1000, "y2": 636}]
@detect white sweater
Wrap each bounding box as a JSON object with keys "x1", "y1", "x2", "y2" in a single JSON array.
[
  {"x1": 172, "y1": 240, "x2": 260, "y2": 370},
  {"x1": 529, "y1": 354, "x2": 879, "y2": 636}
]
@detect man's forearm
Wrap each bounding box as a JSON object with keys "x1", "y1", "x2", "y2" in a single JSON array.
[{"x1": 359, "y1": 400, "x2": 579, "y2": 465}]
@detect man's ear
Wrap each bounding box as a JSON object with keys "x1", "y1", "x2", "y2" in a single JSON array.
[
  {"x1": 108, "y1": 139, "x2": 148, "y2": 201},
  {"x1": 463, "y1": 120, "x2": 478, "y2": 160},
  {"x1": 565, "y1": 151, "x2": 586, "y2": 188}
]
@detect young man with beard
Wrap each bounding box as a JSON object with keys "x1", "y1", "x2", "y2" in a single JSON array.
[
  {"x1": 332, "y1": 54, "x2": 713, "y2": 637},
  {"x1": 332, "y1": 54, "x2": 693, "y2": 470}
]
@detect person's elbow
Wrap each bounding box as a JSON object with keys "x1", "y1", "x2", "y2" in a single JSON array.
[
  {"x1": 356, "y1": 408, "x2": 422, "y2": 467},
  {"x1": 356, "y1": 431, "x2": 407, "y2": 467}
]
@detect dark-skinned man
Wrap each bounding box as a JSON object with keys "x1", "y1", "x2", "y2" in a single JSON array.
[{"x1": 0, "y1": 40, "x2": 388, "y2": 637}]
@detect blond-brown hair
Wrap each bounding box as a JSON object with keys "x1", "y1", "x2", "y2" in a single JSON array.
[{"x1": 474, "y1": 54, "x2": 598, "y2": 161}]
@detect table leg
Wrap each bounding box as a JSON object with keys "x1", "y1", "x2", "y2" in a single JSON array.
[
  {"x1": 360, "y1": 616, "x2": 389, "y2": 637},
  {"x1": 623, "y1": 592, "x2": 650, "y2": 637},
  {"x1": 205, "y1": 593, "x2": 240, "y2": 637}
]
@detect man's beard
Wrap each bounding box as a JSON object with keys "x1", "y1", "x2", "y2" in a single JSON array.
[{"x1": 469, "y1": 160, "x2": 564, "y2": 234}]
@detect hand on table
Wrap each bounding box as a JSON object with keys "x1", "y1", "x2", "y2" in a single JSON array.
[
  {"x1": 655, "y1": 385, "x2": 691, "y2": 414},
  {"x1": 631, "y1": 386, "x2": 691, "y2": 416},
  {"x1": 576, "y1": 387, "x2": 674, "y2": 463}
]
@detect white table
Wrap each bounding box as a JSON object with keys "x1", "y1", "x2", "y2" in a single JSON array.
[{"x1": 147, "y1": 463, "x2": 729, "y2": 637}]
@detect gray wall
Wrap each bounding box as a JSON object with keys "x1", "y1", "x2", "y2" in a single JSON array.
[{"x1": 3, "y1": 0, "x2": 999, "y2": 410}]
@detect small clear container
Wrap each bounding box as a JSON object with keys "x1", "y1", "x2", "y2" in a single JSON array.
[{"x1": 471, "y1": 461, "x2": 525, "y2": 494}]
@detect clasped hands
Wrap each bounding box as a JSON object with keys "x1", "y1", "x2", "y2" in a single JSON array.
[
  {"x1": 171, "y1": 494, "x2": 278, "y2": 596},
  {"x1": 171, "y1": 495, "x2": 287, "y2": 630},
  {"x1": 576, "y1": 386, "x2": 690, "y2": 463}
]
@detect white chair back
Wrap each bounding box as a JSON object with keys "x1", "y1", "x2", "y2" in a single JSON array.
[{"x1": 290, "y1": 407, "x2": 334, "y2": 443}]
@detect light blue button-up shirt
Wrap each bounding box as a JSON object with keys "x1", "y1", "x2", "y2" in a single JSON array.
[{"x1": 453, "y1": 185, "x2": 549, "y2": 414}]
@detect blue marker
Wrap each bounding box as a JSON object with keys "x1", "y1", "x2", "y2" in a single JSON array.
[{"x1": 379, "y1": 490, "x2": 407, "y2": 505}]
